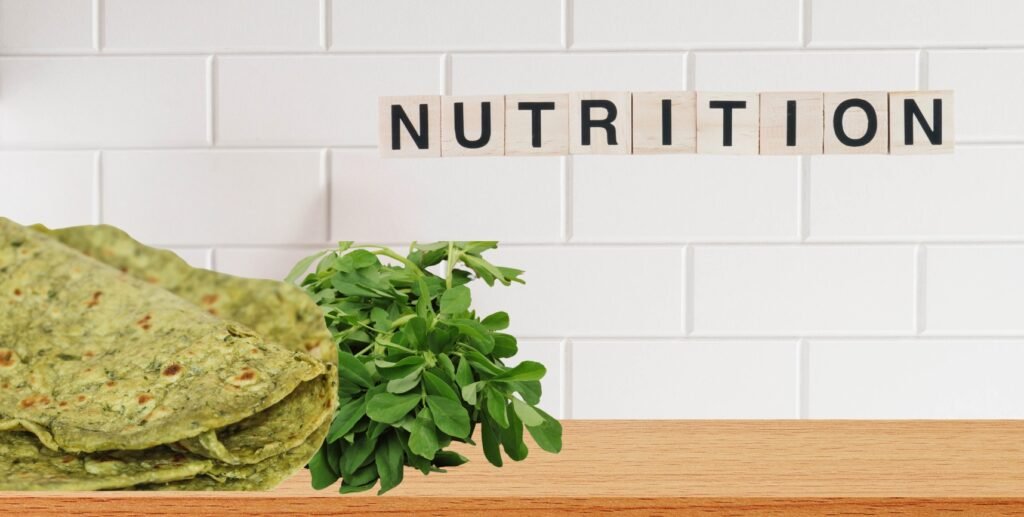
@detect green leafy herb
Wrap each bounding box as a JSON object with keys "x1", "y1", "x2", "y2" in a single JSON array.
[{"x1": 292, "y1": 242, "x2": 561, "y2": 495}]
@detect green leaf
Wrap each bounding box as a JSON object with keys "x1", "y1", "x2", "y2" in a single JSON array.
[
  {"x1": 432, "y1": 450, "x2": 469, "y2": 468},
  {"x1": 481, "y1": 311, "x2": 509, "y2": 331},
  {"x1": 492, "y1": 361, "x2": 546, "y2": 382},
  {"x1": 480, "y1": 415, "x2": 504, "y2": 468},
  {"x1": 461, "y1": 381, "x2": 484, "y2": 405},
  {"x1": 308, "y1": 447, "x2": 339, "y2": 490},
  {"x1": 285, "y1": 249, "x2": 330, "y2": 284},
  {"x1": 341, "y1": 462, "x2": 378, "y2": 490},
  {"x1": 375, "y1": 432, "x2": 404, "y2": 495},
  {"x1": 485, "y1": 387, "x2": 509, "y2": 429},
  {"x1": 422, "y1": 370, "x2": 459, "y2": 401},
  {"x1": 501, "y1": 407, "x2": 529, "y2": 462},
  {"x1": 327, "y1": 396, "x2": 366, "y2": 443},
  {"x1": 366, "y1": 392, "x2": 421, "y2": 424},
  {"x1": 437, "y1": 353, "x2": 457, "y2": 379},
  {"x1": 337, "y1": 351, "x2": 373, "y2": 388},
  {"x1": 386, "y1": 368, "x2": 422, "y2": 394},
  {"x1": 426, "y1": 395, "x2": 471, "y2": 438},
  {"x1": 462, "y1": 349, "x2": 503, "y2": 376},
  {"x1": 340, "y1": 435, "x2": 377, "y2": 478},
  {"x1": 448, "y1": 319, "x2": 494, "y2": 354},
  {"x1": 511, "y1": 397, "x2": 544, "y2": 427},
  {"x1": 511, "y1": 380, "x2": 542, "y2": 405},
  {"x1": 525, "y1": 407, "x2": 562, "y2": 454},
  {"x1": 439, "y1": 285, "x2": 472, "y2": 315},
  {"x1": 454, "y1": 356, "x2": 474, "y2": 388},
  {"x1": 408, "y1": 408, "x2": 439, "y2": 460},
  {"x1": 492, "y1": 333, "x2": 518, "y2": 358},
  {"x1": 403, "y1": 316, "x2": 428, "y2": 349},
  {"x1": 375, "y1": 356, "x2": 426, "y2": 380}
]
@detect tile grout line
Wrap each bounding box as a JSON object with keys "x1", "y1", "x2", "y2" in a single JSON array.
[
  {"x1": 441, "y1": 53, "x2": 452, "y2": 95},
  {"x1": 683, "y1": 245, "x2": 695, "y2": 335},
  {"x1": 915, "y1": 245, "x2": 928, "y2": 333},
  {"x1": 685, "y1": 50, "x2": 696, "y2": 90},
  {"x1": 798, "y1": 338, "x2": 810, "y2": 418},
  {"x1": 800, "y1": 0, "x2": 812, "y2": 47},
  {"x1": 918, "y1": 49, "x2": 930, "y2": 90},
  {"x1": 561, "y1": 338, "x2": 573, "y2": 419},
  {"x1": 92, "y1": 151, "x2": 103, "y2": 224},
  {"x1": 205, "y1": 55, "x2": 216, "y2": 146},
  {"x1": 798, "y1": 155, "x2": 811, "y2": 241},
  {"x1": 561, "y1": 0, "x2": 573, "y2": 50},
  {"x1": 322, "y1": 149, "x2": 332, "y2": 242},
  {"x1": 561, "y1": 156, "x2": 574, "y2": 242},
  {"x1": 91, "y1": 0, "x2": 103, "y2": 51},
  {"x1": 319, "y1": 0, "x2": 331, "y2": 51}
]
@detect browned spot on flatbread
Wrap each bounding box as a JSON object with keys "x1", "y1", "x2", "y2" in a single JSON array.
[
  {"x1": 85, "y1": 291, "x2": 103, "y2": 308},
  {"x1": 0, "y1": 349, "x2": 15, "y2": 367},
  {"x1": 105, "y1": 381, "x2": 117, "y2": 387},
  {"x1": 61, "y1": 456, "x2": 75, "y2": 464},
  {"x1": 19, "y1": 395, "x2": 51, "y2": 409},
  {"x1": 83, "y1": 351, "x2": 95, "y2": 358},
  {"x1": 305, "y1": 340, "x2": 319, "y2": 351},
  {"x1": 200, "y1": 294, "x2": 219, "y2": 305},
  {"x1": 12, "y1": 288, "x2": 21, "y2": 296},
  {"x1": 119, "y1": 266, "x2": 129, "y2": 273},
  {"x1": 137, "y1": 394, "x2": 153, "y2": 404},
  {"x1": 145, "y1": 275, "x2": 158, "y2": 284},
  {"x1": 207, "y1": 308, "x2": 219, "y2": 316},
  {"x1": 77, "y1": 395, "x2": 87, "y2": 402},
  {"x1": 238, "y1": 369, "x2": 255, "y2": 381},
  {"x1": 137, "y1": 314, "x2": 152, "y2": 330},
  {"x1": 162, "y1": 364, "x2": 182, "y2": 377}
]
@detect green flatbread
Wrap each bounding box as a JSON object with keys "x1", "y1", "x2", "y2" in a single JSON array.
[{"x1": 0, "y1": 218, "x2": 338, "y2": 490}]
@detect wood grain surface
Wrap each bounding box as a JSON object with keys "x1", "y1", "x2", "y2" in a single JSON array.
[{"x1": 5, "y1": 420, "x2": 1024, "y2": 515}]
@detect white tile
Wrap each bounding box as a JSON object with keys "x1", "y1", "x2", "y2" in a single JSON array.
[
  {"x1": 692, "y1": 246, "x2": 916, "y2": 334},
  {"x1": 217, "y1": 56, "x2": 441, "y2": 146},
  {"x1": 165, "y1": 248, "x2": 211, "y2": 269},
  {"x1": 0, "y1": 57, "x2": 206, "y2": 147},
  {"x1": 572, "y1": 340, "x2": 799, "y2": 418},
  {"x1": 508, "y1": 340, "x2": 562, "y2": 418},
  {"x1": 694, "y1": 51, "x2": 918, "y2": 91},
  {"x1": 214, "y1": 247, "x2": 328, "y2": 281},
  {"x1": 102, "y1": 150, "x2": 326, "y2": 245},
  {"x1": 331, "y1": 0, "x2": 561, "y2": 51},
  {"x1": 929, "y1": 50, "x2": 1024, "y2": 142},
  {"x1": 573, "y1": 0, "x2": 801, "y2": 49},
  {"x1": 0, "y1": 151, "x2": 94, "y2": 228},
  {"x1": 331, "y1": 151, "x2": 562, "y2": 243},
  {"x1": 104, "y1": 0, "x2": 320, "y2": 51},
  {"x1": 469, "y1": 246, "x2": 684, "y2": 337},
  {"x1": 572, "y1": 154, "x2": 799, "y2": 242},
  {"x1": 811, "y1": 0, "x2": 1024, "y2": 47},
  {"x1": 808, "y1": 340, "x2": 1024, "y2": 418},
  {"x1": 450, "y1": 54, "x2": 685, "y2": 95},
  {"x1": 0, "y1": 0, "x2": 93, "y2": 52},
  {"x1": 809, "y1": 148, "x2": 1024, "y2": 240},
  {"x1": 925, "y1": 246, "x2": 1024, "y2": 334}
]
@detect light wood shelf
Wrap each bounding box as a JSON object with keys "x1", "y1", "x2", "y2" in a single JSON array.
[{"x1": 5, "y1": 420, "x2": 1024, "y2": 515}]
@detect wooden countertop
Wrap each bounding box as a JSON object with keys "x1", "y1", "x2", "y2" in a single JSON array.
[{"x1": 5, "y1": 420, "x2": 1024, "y2": 515}]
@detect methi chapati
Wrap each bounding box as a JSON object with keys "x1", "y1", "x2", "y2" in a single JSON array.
[{"x1": 0, "y1": 217, "x2": 337, "y2": 490}]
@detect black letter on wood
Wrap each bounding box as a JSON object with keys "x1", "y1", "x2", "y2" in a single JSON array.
[
  {"x1": 709, "y1": 100, "x2": 746, "y2": 147},
  {"x1": 833, "y1": 98, "x2": 877, "y2": 147},
  {"x1": 518, "y1": 102, "x2": 556, "y2": 148},
  {"x1": 453, "y1": 101, "x2": 491, "y2": 149},
  {"x1": 786, "y1": 100, "x2": 797, "y2": 147},
  {"x1": 661, "y1": 99, "x2": 672, "y2": 146},
  {"x1": 904, "y1": 98, "x2": 942, "y2": 145},
  {"x1": 580, "y1": 100, "x2": 618, "y2": 146},
  {"x1": 391, "y1": 104, "x2": 429, "y2": 150}
]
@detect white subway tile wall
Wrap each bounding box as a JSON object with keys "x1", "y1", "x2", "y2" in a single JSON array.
[{"x1": 0, "y1": 1, "x2": 1020, "y2": 418}]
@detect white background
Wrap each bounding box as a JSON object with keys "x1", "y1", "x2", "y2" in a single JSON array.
[{"x1": 3, "y1": 0, "x2": 1024, "y2": 420}]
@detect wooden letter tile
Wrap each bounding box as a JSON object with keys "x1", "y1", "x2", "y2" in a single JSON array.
[
  {"x1": 441, "y1": 95, "x2": 505, "y2": 157},
  {"x1": 697, "y1": 92, "x2": 759, "y2": 155},
  {"x1": 505, "y1": 94, "x2": 569, "y2": 156},
  {"x1": 824, "y1": 91, "x2": 889, "y2": 154},
  {"x1": 759, "y1": 92, "x2": 823, "y2": 155},
  {"x1": 379, "y1": 95, "x2": 441, "y2": 158},
  {"x1": 889, "y1": 90, "x2": 954, "y2": 155},
  {"x1": 632, "y1": 91, "x2": 696, "y2": 154},
  {"x1": 569, "y1": 92, "x2": 632, "y2": 155}
]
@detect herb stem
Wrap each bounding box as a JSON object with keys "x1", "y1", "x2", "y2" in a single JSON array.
[
  {"x1": 356, "y1": 244, "x2": 426, "y2": 276},
  {"x1": 445, "y1": 241, "x2": 456, "y2": 290}
]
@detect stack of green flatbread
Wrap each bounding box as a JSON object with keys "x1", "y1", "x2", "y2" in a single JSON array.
[{"x1": 0, "y1": 217, "x2": 337, "y2": 490}]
